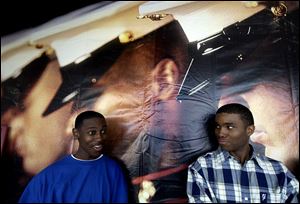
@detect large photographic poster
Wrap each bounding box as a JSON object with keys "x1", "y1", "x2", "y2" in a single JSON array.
[{"x1": 1, "y1": 7, "x2": 298, "y2": 203}]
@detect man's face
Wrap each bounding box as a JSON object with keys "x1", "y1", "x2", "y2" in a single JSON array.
[
  {"x1": 215, "y1": 113, "x2": 250, "y2": 153},
  {"x1": 74, "y1": 117, "x2": 107, "y2": 159},
  {"x1": 67, "y1": 38, "x2": 214, "y2": 171},
  {"x1": 241, "y1": 84, "x2": 299, "y2": 171},
  {"x1": 83, "y1": 45, "x2": 155, "y2": 158},
  {"x1": 7, "y1": 60, "x2": 74, "y2": 175}
]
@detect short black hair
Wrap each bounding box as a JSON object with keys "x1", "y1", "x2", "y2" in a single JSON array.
[
  {"x1": 74, "y1": 111, "x2": 105, "y2": 129},
  {"x1": 216, "y1": 103, "x2": 254, "y2": 126}
]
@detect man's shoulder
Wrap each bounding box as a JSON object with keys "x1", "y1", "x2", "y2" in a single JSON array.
[
  {"x1": 101, "y1": 155, "x2": 117, "y2": 163},
  {"x1": 256, "y1": 154, "x2": 283, "y2": 167},
  {"x1": 198, "y1": 148, "x2": 222, "y2": 160},
  {"x1": 48, "y1": 155, "x2": 72, "y2": 168},
  {"x1": 255, "y1": 154, "x2": 291, "y2": 175},
  {"x1": 35, "y1": 155, "x2": 71, "y2": 176},
  {"x1": 189, "y1": 148, "x2": 221, "y2": 169},
  {"x1": 255, "y1": 155, "x2": 299, "y2": 188},
  {"x1": 102, "y1": 155, "x2": 124, "y2": 169},
  {"x1": 27, "y1": 157, "x2": 69, "y2": 184}
]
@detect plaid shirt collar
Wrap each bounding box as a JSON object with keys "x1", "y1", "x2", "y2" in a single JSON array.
[{"x1": 216, "y1": 144, "x2": 264, "y2": 169}]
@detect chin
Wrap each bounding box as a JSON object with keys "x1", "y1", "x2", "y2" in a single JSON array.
[
  {"x1": 90, "y1": 152, "x2": 102, "y2": 158},
  {"x1": 24, "y1": 161, "x2": 45, "y2": 175},
  {"x1": 219, "y1": 144, "x2": 232, "y2": 152}
]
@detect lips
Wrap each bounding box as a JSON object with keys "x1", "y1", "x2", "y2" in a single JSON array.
[
  {"x1": 92, "y1": 144, "x2": 103, "y2": 151},
  {"x1": 218, "y1": 138, "x2": 228, "y2": 145},
  {"x1": 11, "y1": 130, "x2": 26, "y2": 157}
]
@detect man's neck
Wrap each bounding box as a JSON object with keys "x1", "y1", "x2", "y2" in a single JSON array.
[{"x1": 229, "y1": 144, "x2": 251, "y2": 165}]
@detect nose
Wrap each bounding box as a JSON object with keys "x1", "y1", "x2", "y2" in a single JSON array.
[
  {"x1": 215, "y1": 127, "x2": 228, "y2": 138},
  {"x1": 9, "y1": 115, "x2": 25, "y2": 153},
  {"x1": 94, "y1": 132, "x2": 104, "y2": 141}
]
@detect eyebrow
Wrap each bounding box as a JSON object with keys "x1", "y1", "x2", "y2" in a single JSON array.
[
  {"x1": 224, "y1": 122, "x2": 235, "y2": 125},
  {"x1": 85, "y1": 126, "x2": 100, "y2": 129},
  {"x1": 215, "y1": 122, "x2": 235, "y2": 126}
]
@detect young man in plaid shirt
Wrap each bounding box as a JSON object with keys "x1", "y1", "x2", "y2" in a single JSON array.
[{"x1": 187, "y1": 103, "x2": 299, "y2": 203}]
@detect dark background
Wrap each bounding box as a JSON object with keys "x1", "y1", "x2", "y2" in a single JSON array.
[{"x1": 1, "y1": 1, "x2": 111, "y2": 36}]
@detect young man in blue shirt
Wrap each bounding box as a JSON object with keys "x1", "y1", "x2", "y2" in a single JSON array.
[
  {"x1": 187, "y1": 103, "x2": 299, "y2": 203},
  {"x1": 19, "y1": 111, "x2": 128, "y2": 203}
]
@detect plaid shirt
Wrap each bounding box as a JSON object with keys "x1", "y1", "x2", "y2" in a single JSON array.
[{"x1": 187, "y1": 146, "x2": 299, "y2": 203}]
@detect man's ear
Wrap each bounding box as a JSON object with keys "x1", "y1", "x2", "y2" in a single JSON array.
[
  {"x1": 72, "y1": 128, "x2": 79, "y2": 139},
  {"x1": 152, "y1": 58, "x2": 179, "y2": 100},
  {"x1": 247, "y1": 125, "x2": 255, "y2": 137}
]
